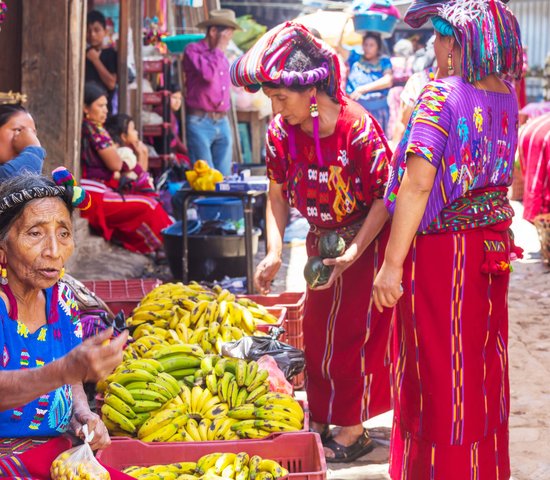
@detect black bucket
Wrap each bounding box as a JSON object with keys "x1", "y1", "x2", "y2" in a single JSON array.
[{"x1": 162, "y1": 221, "x2": 260, "y2": 281}]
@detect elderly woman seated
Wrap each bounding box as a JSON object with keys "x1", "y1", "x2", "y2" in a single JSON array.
[{"x1": 0, "y1": 170, "x2": 127, "y2": 475}]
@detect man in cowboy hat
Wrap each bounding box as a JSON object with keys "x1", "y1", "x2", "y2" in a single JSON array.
[{"x1": 182, "y1": 9, "x2": 241, "y2": 176}]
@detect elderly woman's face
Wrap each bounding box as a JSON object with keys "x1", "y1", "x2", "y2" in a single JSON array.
[
  {"x1": 2, "y1": 198, "x2": 74, "y2": 291},
  {"x1": 84, "y1": 96, "x2": 108, "y2": 125},
  {"x1": 0, "y1": 112, "x2": 37, "y2": 163},
  {"x1": 262, "y1": 86, "x2": 313, "y2": 126}
]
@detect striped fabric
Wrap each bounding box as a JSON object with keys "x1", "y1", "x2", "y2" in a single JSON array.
[
  {"x1": 230, "y1": 21, "x2": 344, "y2": 101},
  {"x1": 390, "y1": 225, "x2": 512, "y2": 479},
  {"x1": 404, "y1": 0, "x2": 523, "y2": 83}
]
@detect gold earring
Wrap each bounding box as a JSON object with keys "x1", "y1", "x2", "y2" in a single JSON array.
[
  {"x1": 1, "y1": 265, "x2": 7, "y2": 285},
  {"x1": 59, "y1": 267, "x2": 65, "y2": 279},
  {"x1": 447, "y1": 53, "x2": 455, "y2": 75}
]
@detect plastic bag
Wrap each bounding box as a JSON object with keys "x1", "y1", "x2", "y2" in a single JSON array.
[
  {"x1": 221, "y1": 335, "x2": 305, "y2": 381},
  {"x1": 257, "y1": 354, "x2": 293, "y2": 395},
  {"x1": 50, "y1": 426, "x2": 110, "y2": 480}
]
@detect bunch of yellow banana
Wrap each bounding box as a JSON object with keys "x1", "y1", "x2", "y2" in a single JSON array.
[
  {"x1": 227, "y1": 393, "x2": 304, "y2": 439},
  {"x1": 124, "y1": 282, "x2": 280, "y2": 356},
  {"x1": 99, "y1": 358, "x2": 182, "y2": 436},
  {"x1": 123, "y1": 452, "x2": 289, "y2": 480}
]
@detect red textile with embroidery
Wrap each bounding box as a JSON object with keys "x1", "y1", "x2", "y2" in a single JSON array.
[
  {"x1": 389, "y1": 225, "x2": 512, "y2": 480},
  {"x1": 518, "y1": 113, "x2": 550, "y2": 222}
]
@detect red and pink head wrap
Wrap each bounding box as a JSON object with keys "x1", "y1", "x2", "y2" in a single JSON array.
[{"x1": 230, "y1": 22, "x2": 344, "y2": 102}]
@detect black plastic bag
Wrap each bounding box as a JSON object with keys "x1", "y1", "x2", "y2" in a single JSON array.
[{"x1": 221, "y1": 334, "x2": 305, "y2": 381}]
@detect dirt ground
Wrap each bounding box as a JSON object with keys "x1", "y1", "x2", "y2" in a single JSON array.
[{"x1": 70, "y1": 201, "x2": 549, "y2": 480}]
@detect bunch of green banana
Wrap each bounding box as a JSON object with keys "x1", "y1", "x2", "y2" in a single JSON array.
[
  {"x1": 227, "y1": 393, "x2": 304, "y2": 439},
  {"x1": 202, "y1": 358, "x2": 271, "y2": 411},
  {"x1": 99, "y1": 358, "x2": 182, "y2": 435},
  {"x1": 123, "y1": 452, "x2": 289, "y2": 480}
]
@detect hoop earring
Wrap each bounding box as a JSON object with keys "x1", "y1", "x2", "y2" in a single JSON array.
[
  {"x1": 447, "y1": 53, "x2": 455, "y2": 75},
  {"x1": 309, "y1": 96, "x2": 319, "y2": 118},
  {"x1": 0, "y1": 264, "x2": 7, "y2": 285}
]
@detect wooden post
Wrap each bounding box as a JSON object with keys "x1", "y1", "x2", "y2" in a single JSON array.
[
  {"x1": 118, "y1": 0, "x2": 130, "y2": 114},
  {"x1": 0, "y1": 0, "x2": 22, "y2": 92},
  {"x1": 132, "y1": 0, "x2": 143, "y2": 132},
  {"x1": 21, "y1": 0, "x2": 87, "y2": 175}
]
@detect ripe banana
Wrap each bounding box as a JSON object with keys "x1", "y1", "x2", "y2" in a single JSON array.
[
  {"x1": 214, "y1": 453, "x2": 236, "y2": 475},
  {"x1": 104, "y1": 393, "x2": 137, "y2": 419},
  {"x1": 137, "y1": 406, "x2": 185, "y2": 439},
  {"x1": 258, "y1": 459, "x2": 289, "y2": 479},
  {"x1": 107, "y1": 382, "x2": 136, "y2": 406},
  {"x1": 101, "y1": 404, "x2": 136, "y2": 434}
]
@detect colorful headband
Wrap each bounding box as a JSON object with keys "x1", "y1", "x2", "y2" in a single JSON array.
[
  {"x1": 0, "y1": 168, "x2": 92, "y2": 215},
  {"x1": 230, "y1": 22, "x2": 344, "y2": 101},
  {"x1": 279, "y1": 63, "x2": 330, "y2": 88},
  {"x1": 405, "y1": 0, "x2": 523, "y2": 82}
]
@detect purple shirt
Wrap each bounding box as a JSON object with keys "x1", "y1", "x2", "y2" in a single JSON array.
[
  {"x1": 183, "y1": 40, "x2": 231, "y2": 113},
  {"x1": 385, "y1": 76, "x2": 519, "y2": 232}
]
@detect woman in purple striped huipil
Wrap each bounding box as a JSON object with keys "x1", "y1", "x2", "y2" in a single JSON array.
[{"x1": 373, "y1": 1, "x2": 524, "y2": 479}]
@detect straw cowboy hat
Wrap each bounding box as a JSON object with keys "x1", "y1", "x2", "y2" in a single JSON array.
[{"x1": 197, "y1": 9, "x2": 241, "y2": 30}]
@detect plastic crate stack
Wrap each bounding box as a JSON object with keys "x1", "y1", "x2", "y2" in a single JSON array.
[
  {"x1": 239, "y1": 292, "x2": 306, "y2": 390},
  {"x1": 142, "y1": 58, "x2": 172, "y2": 178},
  {"x1": 81, "y1": 278, "x2": 163, "y2": 316}
]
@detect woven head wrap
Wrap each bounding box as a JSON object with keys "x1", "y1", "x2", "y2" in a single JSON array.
[
  {"x1": 0, "y1": 167, "x2": 91, "y2": 217},
  {"x1": 404, "y1": 0, "x2": 523, "y2": 82},
  {"x1": 230, "y1": 22, "x2": 345, "y2": 102}
]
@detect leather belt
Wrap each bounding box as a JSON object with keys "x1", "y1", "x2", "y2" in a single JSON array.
[{"x1": 187, "y1": 108, "x2": 227, "y2": 120}]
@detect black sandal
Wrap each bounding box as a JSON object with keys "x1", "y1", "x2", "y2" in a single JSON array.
[
  {"x1": 323, "y1": 429, "x2": 376, "y2": 463},
  {"x1": 310, "y1": 424, "x2": 331, "y2": 443}
]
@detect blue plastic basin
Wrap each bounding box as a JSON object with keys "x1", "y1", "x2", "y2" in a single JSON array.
[{"x1": 194, "y1": 197, "x2": 244, "y2": 222}]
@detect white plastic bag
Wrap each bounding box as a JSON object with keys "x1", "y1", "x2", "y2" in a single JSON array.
[{"x1": 50, "y1": 426, "x2": 110, "y2": 480}]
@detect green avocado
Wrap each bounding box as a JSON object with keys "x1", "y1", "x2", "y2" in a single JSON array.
[
  {"x1": 303, "y1": 256, "x2": 332, "y2": 288},
  {"x1": 319, "y1": 231, "x2": 346, "y2": 259}
]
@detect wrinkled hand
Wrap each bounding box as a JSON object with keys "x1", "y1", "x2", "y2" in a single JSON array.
[
  {"x1": 254, "y1": 253, "x2": 282, "y2": 294},
  {"x1": 313, "y1": 247, "x2": 357, "y2": 291},
  {"x1": 86, "y1": 48, "x2": 101, "y2": 63},
  {"x1": 64, "y1": 328, "x2": 128, "y2": 384},
  {"x1": 12, "y1": 127, "x2": 40, "y2": 153},
  {"x1": 70, "y1": 409, "x2": 111, "y2": 451},
  {"x1": 373, "y1": 262, "x2": 404, "y2": 313}
]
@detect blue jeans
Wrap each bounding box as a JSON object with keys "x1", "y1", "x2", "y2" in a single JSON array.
[{"x1": 186, "y1": 114, "x2": 233, "y2": 176}]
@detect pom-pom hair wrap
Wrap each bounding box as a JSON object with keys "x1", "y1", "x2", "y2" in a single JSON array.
[
  {"x1": 404, "y1": 0, "x2": 523, "y2": 83},
  {"x1": 230, "y1": 22, "x2": 344, "y2": 102},
  {"x1": 51, "y1": 167, "x2": 91, "y2": 210}
]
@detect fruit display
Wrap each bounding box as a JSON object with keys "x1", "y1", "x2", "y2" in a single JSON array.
[
  {"x1": 99, "y1": 354, "x2": 305, "y2": 442},
  {"x1": 124, "y1": 282, "x2": 280, "y2": 357},
  {"x1": 99, "y1": 357, "x2": 182, "y2": 435},
  {"x1": 304, "y1": 232, "x2": 345, "y2": 288},
  {"x1": 123, "y1": 452, "x2": 289, "y2": 480}
]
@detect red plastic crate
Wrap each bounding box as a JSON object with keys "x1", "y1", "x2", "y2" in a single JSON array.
[
  {"x1": 239, "y1": 292, "x2": 305, "y2": 320},
  {"x1": 239, "y1": 292, "x2": 305, "y2": 342},
  {"x1": 97, "y1": 432, "x2": 326, "y2": 479},
  {"x1": 81, "y1": 279, "x2": 162, "y2": 316},
  {"x1": 254, "y1": 306, "x2": 286, "y2": 334}
]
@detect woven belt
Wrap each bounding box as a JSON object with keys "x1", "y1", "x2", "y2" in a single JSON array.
[
  {"x1": 187, "y1": 108, "x2": 227, "y2": 120},
  {"x1": 309, "y1": 218, "x2": 365, "y2": 244}
]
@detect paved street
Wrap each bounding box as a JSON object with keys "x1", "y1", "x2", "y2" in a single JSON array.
[{"x1": 70, "y1": 201, "x2": 550, "y2": 479}]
